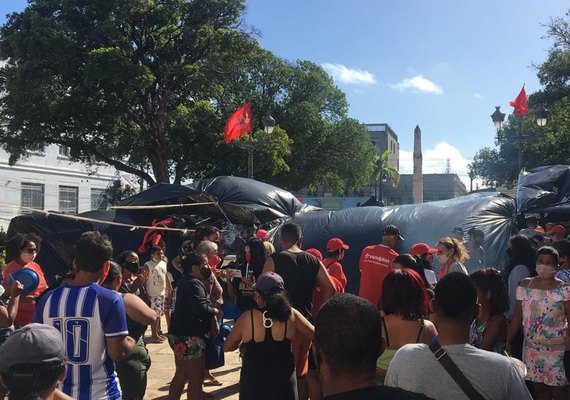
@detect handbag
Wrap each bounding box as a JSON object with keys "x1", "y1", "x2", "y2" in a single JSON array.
[
  {"x1": 205, "y1": 333, "x2": 225, "y2": 370},
  {"x1": 429, "y1": 340, "x2": 486, "y2": 400}
]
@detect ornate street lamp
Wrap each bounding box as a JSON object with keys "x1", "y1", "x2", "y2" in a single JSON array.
[
  {"x1": 535, "y1": 105, "x2": 550, "y2": 127},
  {"x1": 491, "y1": 106, "x2": 506, "y2": 134},
  {"x1": 262, "y1": 114, "x2": 275, "y2": 134}
]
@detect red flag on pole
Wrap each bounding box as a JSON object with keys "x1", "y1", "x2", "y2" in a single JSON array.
[
  {"x1": 509, "y1": 85, "x2": 528, "y2": 116},
  {"x1": 224, "y1": 103, "x2": 251, "y2": 143}
]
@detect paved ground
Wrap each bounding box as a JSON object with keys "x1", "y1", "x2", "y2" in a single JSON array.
[{"x1": 144, "y1": 318, "x2": 241, "y2": 400}]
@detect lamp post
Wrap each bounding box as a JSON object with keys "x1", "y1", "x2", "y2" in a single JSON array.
[
  {"x1": 490, "y1": 105, "x2": 549, "y2": 172},
  {"x1": 245, "y1": 114, "x2": 276, "y2": 179}
]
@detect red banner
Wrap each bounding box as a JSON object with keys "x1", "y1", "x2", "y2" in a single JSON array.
[
  {"x1": 224, "y1": 103, "x2": 251, "y2": 143},
  {"x1": 509, "y1": 85, "x2": 528, "y2": 116}
]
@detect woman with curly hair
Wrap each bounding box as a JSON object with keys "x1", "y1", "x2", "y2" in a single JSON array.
[{"x1": 435, "y1": 237, "x2": 469, "y2": 278}]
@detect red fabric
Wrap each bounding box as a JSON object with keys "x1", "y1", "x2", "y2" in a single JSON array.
[
  {"x1": 311, "y1": 275, "x2": 344, "y2": 318},
  {"x1": 224, "y1": 103, "x2": 251, "y2": 143},
  {"x1": 509, "y1": 85, "x2": 528, "y2": 116},
  {"x1": 323, "y1": 258, "x2": 347, "y2": 289},
  {"x1": 358, "y1": 245, "x2": 398, "y2": 306},
  {"x1": 4, "y1": 260, "x2": 48, "y2": 298}
]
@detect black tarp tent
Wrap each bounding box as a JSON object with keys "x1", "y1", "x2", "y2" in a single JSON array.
[
  {"x1": 280, "y1": 192, "x2": 516, "y2": 294},
  {"x1": 517, "y1": 165, "x2": 570, "y2": 214}
]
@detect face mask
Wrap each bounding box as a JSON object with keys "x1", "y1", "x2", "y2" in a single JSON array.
[
  {"x1": 245, "y1": 253, "x2": 252, "y2": 263},
  {"x1": 436, "y1": 254, "x2": 449, "y2": 265},
  {"x1": 208, "y1": 255, "x2": 221, "y2": 268},
  {"x1": 125, "y1": 262, "x2": 139, "y2": 274},
  {"x1": 536, "y1": 264, "x2": 556, "y2": 279},
  {"x1": 200, "y1": 266, "x2": 213, "y2": 279},
  {"x1": 506, "y1": 248, "x2": 513, "y2": 258},
  {"x1": 152, "y1": 257, "x2": 161, "y2": 263},
  {"x1": 20, "y1": 252, "x2": 35, "y2": 264}
]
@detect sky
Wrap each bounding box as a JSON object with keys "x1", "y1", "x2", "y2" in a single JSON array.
[{"x1": 1, "y1": 0, "x2": 569, "y2": 187}]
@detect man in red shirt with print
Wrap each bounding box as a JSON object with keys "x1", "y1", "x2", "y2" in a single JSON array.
[{"x1": 358, "y1": 225, "x2": 402, "y2": 306}]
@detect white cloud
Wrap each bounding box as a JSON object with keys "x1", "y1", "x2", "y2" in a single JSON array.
[
  {"x1": 321, "y1": 63, "x2": 376, "y2": 86},
  {"x1": 390, "y1": 75, "x2": 443, "y2": 95},
  {"x1": 473, "y1": 93, "x2": 484, "y2": 100},
  {"x1": 399, "y1": 141, "x2": 476, "y2": 188}
]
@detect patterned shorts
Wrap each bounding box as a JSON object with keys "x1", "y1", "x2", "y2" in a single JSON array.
[
  {"x1": 149, "y1": 295, "x2": 165, "y2": 316},
  {"x1": 168, "y1": 335, "x2": 206, "y2": 360}
]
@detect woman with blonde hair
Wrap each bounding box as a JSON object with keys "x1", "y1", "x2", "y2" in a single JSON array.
[{"x1": 436, "y1": 237, "x2": 469, "y2": 278}]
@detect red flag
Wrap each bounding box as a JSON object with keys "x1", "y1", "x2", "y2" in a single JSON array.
[
  {"x1": 224, "y1": 103, "x2": 251, "y2": 143},
  {"x1": 509, "y1": 85, "x2": 528, "y2": 116}
]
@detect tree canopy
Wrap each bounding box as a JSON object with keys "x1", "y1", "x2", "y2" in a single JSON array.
[
  {"x1": 0, "y1": 0, "x2": 376, "y2": 194},
  {"x1": 469, "y1": 10, "x2": 570, "y2": 186}
]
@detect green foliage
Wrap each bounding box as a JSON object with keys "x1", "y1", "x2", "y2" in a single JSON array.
[
  {"x1": 0, "y1": 0, "x2": 376, "y2": 194},
  {"x1": 471, "y1": 10, "x2": 570, "y2": 186},
  {"x1": 103, "y1": 180, "x2": 137, "y2": 206},
  {"x1": 371, "y1": 150, "x2": 399, "y2": 200}
]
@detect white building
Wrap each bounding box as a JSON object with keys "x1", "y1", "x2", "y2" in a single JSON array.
[{"x1": 0, "y1": 144, "x2": 120, "y2": 230}]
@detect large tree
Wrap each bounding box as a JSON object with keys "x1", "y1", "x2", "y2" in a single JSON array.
[
  {"x1": 470, "y1": 10, "x2": 570, "y2": 186},
  {"x1": 0, "y1": 0, "x2": 376, "y2": 193}
]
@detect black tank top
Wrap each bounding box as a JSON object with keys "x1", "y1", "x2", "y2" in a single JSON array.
[
  {"x1": 240, "y1": 309, "x2": 298, "y2": 400},
  {"x1": 271, "y1": 251, "x2": 319, "y2": 319}
]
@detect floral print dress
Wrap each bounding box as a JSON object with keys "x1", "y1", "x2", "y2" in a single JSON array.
[{"x1": 516, "y1": 282, "x2": 570, "y2": 386}]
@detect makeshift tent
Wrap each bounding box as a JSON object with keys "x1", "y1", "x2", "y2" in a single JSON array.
[
  {"x1": 283, "y1": 192, "x2": 516, "y2": 294},
  {"x1": 517, "y1": 165, "x2": 570, "y2": 214}
]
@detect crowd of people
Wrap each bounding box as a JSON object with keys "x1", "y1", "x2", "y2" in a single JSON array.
[{"x1": 0, "y1": 216, "x2": 568, "y2": 400}]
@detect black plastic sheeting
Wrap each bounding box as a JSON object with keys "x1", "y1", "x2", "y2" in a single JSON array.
[
  {"x1": 7, "y1": 210, "x2": 150, "y2": 287},
  {"x1": 117, "y1": 177, "x2": 302, "y2": 225},
  {"x1": 517, "y1": 165, "x2": 570, "y2": 214},
  {"x1": 190, "y1": 176, "x2": 302, "y2": 224},
  {"x1": 280, "y1": 192, "x2": 516, "y2": 294}
]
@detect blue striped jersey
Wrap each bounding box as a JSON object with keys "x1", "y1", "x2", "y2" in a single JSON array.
[{"x1": 34, "y1": 283, "x2": 128, "y2": 400}]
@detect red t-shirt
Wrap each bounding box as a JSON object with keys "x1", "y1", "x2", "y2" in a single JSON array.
[
  {"x1": 358, "y1": 244, "x2": 398, "y2": 306},
  {"x1": 3, "y1": 260, "x2": 48, "y2": 298},
  {"x1": 322, "y1": 258, "x2": 348, "y2": 289}
]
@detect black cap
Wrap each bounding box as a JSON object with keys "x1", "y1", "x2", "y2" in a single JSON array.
[{"x1": 382, "y1": 225, "x2": 404, "y2": 240}]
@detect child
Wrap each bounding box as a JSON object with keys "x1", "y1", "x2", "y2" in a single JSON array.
[
  {"x1": 469, "y1": 268, "x2": 508, "y2": 353},
  {"x1": 507, "y1": 246, "x2": 570, "y2": 400},
  {"x1": 143, "y1": 245, "x2": 168, "y2": 343}
]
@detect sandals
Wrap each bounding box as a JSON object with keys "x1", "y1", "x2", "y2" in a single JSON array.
[{"x1": 203, "y1": 379, "x2": 223, "y2": 387}]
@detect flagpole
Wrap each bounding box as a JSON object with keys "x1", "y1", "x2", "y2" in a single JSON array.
[
  {"x1": 247, "y1": 135, "x2": 254, "y2": 179},
  {"x1": 517, "y1": 117, "x2": 523, "y2": 172}
]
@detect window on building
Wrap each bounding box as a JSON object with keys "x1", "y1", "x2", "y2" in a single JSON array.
[
  {"x1": 59, "y1": 146, "x2": 71, "y2": 157},
  {"x1": 21, "y1": 183, "x2": 44, "y2": 212},
  {"x1": 59, "y1": 186, "x2": 78, "y2": 214},
  {"x1": 91, "y1": 188, "x2": 108, "y2": 211}
]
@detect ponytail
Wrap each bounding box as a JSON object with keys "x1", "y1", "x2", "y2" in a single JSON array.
[{"x1": 259, "y1": 289, "x2": 291, "y2": 322}]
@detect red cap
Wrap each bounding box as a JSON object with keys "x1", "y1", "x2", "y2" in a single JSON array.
[
  {"x1": 326, "y1": 238, "x2": 349, "y2": 252},
  {"x1": 306, "y1": 248, "x2": 323, "y2": 261},
  {"x1": 409, "y1": 242, "x2": 438, "y2": 256},
  {"x1": 255, "y1": 229, "x2": 269, "y2": 240},
  {"x1": 549, "y1": 225, "x2": 567, "y2": 235}
]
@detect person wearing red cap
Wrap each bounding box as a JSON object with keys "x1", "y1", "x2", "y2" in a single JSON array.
[
  {"x1": 256, "y1": 229, "x2": 276, "y2": 255},
  {"x1": 323, "y1": 238, "x2": 348, "y2": 290},
  {"x1": 358, "y1": 225, "x2": 402, "y2": 307},
  {"x1": 548, "y1": 225, "x2": 567, "y2": 242},
  {"x1": 409, "y1": 243, "x2": 438, "y2": 287}
]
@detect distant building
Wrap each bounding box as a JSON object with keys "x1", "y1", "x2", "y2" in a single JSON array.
[
  {"x1": 0, "y1": 145, "x2": 130, "y2": 230},
  {"x1": 366, "y1": 123, "x2": 399, "y2": 170},
  {"x1": 299, "y1": 173, "x2": 468, "y2": 211}
]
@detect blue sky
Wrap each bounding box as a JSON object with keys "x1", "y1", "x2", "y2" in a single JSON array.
[{"x1": 1, "y1": 0, "x2": 568, "y2": 184}]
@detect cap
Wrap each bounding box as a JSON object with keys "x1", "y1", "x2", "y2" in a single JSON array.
[
  {"x1": 549, "y1": 225, "x2": 567, "y2": 235},
  {"x1": 255, "y1": 229, "x2": 269, "y2": 240},
  {"x1": 326, "y1": 238, "x2": 349, "y2": 252},
  {"x1": 382, "y1": 225, "x2": 404, "y2": 240},
  {"x1": 305, "y1": 248, "x2": 323, "y2": 261},
  {"x1": 0, "y1": 323, "x2": 65, "y2": 373},
  {"x1": 409, "y1": 243, "x2": 438, "y2": 256},
  {"x1": 453, "y1": 226, "x2": 464, "y2": 234},
  {"x1": 253, "y1": 272, "x2": 285, "y2": 294}
]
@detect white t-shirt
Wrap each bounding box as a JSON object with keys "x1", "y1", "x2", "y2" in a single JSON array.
[
  {"x1": 145, "y1": 259, "x2": 167, "y2": 297},
  {"x1": 424, "y1": 269, "x2": 437, "y2": 286},
  {"x1": 385, "y1": 343, "x2": 531, "y2": 400}
]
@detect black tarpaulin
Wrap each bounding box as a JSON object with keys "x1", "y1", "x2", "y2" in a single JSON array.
[
  {"x1": 517, "y1": 165, "x2": 570, "y2": 214},
  {"x1": 284, "y1": 192, "x2": 516, "y2": 294}
]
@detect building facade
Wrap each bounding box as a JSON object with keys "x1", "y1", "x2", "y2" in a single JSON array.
[
  {"x1": 0, "y1": 145, "x2": 120, "y2": 230},
  {"x1": 366, "y1": 123, "x2": 399, "y2": 170}
]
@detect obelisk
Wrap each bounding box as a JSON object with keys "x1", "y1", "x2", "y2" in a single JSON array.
[{"x1": 413, "y1": 125, "x2": 423, "y2": 204}]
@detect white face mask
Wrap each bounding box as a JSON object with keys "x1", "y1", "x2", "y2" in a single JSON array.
[
  {"x1": 536, "y1": 264, "x2": 556, "y2": 279},
  {"x1": 20, "y1": 252, "x2": 35, "y2": 264},
  {"x1": 436, "y1": 254, "x2": 449, "y2": 265},
  {"x1": 152, "y1": 257, "x2": 161, "y2": 263}
]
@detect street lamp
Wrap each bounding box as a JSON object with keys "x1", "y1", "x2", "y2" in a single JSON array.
[
  {"x1": 490, "y1": 105, "x2": 549, "y2": 172},
  {"x1": 246, "y1": 114, "x2": 276, "y2": 179}
]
